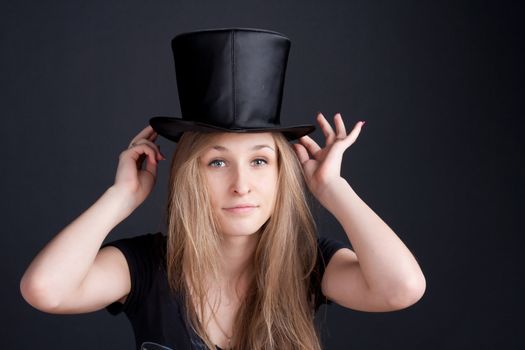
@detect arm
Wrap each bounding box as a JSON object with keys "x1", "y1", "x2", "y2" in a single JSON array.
[
  {"x1": 294, "y1": 113, "x2": 425, "y2": 311},
  {"x1": 319, "y1": 178, "x2": 425, "y2": 311},
  {"x1": 20, "y1": 125, "x2": 165, "y2": 313}
]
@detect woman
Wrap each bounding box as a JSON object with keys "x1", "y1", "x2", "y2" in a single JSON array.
[{"x1": 20, "y1": 28, "x2": 426, "y2": 350}]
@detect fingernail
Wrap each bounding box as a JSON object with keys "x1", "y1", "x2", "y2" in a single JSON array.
[{"x1": 361, "y1": 120, "x2": 366, "y2": 127}]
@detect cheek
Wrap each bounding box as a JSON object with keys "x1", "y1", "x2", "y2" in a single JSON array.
[
  {"x1": 204, "y1": 174, "x2": 222, "y2": 205},
  {"x1": 257, "y1": 172, "x2": 278, "y2": 201}
]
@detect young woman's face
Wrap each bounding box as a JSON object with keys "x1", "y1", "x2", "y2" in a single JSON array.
[{"x1": 200, "y1": 132, "x2": 278, "y2": 237}]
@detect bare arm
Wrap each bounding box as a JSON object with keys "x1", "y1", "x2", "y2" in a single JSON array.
[
  {"x1": 294, "y1": 113, "x2": 425, "y2": 311},
  {"x1": 20, "y1": 125, "x2": 165, "y2": 313},
  {"x1": 320, "y1": 179, "x2": 425, "y2": 311}
]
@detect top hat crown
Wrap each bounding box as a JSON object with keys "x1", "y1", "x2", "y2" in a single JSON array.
[{"x1": 150, "y1": 28, "x2": 315, "y2": 142}]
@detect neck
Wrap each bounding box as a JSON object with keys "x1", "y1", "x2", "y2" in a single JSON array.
[{"x1": 218, "y1": 232, "x2": 260, "y2": 287}]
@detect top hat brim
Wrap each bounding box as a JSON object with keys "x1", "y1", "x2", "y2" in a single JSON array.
[{"x1": 150, "y1": 116, "x2": 315, "y2": 143}]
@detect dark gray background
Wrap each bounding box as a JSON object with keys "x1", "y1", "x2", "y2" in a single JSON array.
[{"x1": 2, "y1": 0, "x2": 523, "y2": 349}]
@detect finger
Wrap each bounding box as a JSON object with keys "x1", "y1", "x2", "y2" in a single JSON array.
[
  {"x1": 147, "y1": 130, "x2": 158, "y2": 143},
  {"x1": 129, "y1": 139, "x2": 165, "y2": 160},
  {"x1": 143, "y1": 154, "x2": 158, "y2": 179},
  {"x1": 129, "y1": 125, "x2": 155, "y2": 146},
  {"x1": 342, "y1": 121, "x2": 365, "y2": 147},
  {"x1": 334, "y1": 113, "x2": 347, "y2": 139},
  {"x1": 316, "y1": 112, "x2": 335, "y2": 145},
  {"x1": 125, "y1": 143, "x2": 158, "y2": 165},
  {"x1": 156, "y1": 145, "x2": 165, "y2": 160},
  {"x1": 292, "y1": 143, "x2": 310, "y2": 165},
  {"x1": 128, "y1": 142, "x2": 163, "y2": 161},
  {"x1": 298, "y1": 135, "x2": 321, "y2": 159}
]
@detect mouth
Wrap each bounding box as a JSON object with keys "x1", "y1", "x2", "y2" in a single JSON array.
[{"x1": 223, "y1": 204, "x2": 259, "y2": 214}]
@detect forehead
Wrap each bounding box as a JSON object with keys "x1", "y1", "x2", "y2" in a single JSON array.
[{"x1": 204, "y1": 132, "x2": 276, "y2": 151}]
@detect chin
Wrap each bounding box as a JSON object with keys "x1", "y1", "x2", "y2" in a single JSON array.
[
  {"x1": 219, "y1": 221, "x2": 267, "y2": 237},
  {"x1": 221, "y1": 228, "x2": 262, "y2": 237},
  {"x1": 216, "y1": 212, "x2": 270, "y2": 237}
]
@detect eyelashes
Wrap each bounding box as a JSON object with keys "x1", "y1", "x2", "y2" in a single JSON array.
[
  {"x1": 252, "y1": 159, "x2": 268, "y2": 167},
  {"x1": 208, "y1": 159, "x2": 225, "y2": 167},
  {"x1": 208, "y1": 158, "x2": 268, "y2": 168}
]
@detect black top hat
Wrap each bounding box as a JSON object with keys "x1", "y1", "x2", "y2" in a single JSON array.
[{"x1": 149, "y1": 28, "x2": 315, "y2": 142}]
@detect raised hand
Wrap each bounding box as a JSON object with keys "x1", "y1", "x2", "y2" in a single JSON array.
[
  {"x1": 113, "y1": 125, "x2": 166, "y2": 209},
  {"x1": 292, "y1": 112, "x2": 365, "y2": 203}
]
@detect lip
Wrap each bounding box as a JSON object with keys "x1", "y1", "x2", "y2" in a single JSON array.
[{"x1": 223, "y1": 204, "x2": 259, "y2": 214}]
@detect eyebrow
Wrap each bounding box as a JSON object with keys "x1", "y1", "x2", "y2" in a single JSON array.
[{"x1": 210, "y1": 144, "x2": 275, "y2": 152}]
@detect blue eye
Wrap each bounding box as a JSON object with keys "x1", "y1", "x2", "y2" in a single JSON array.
[
  {"x1": 208, "y1": 159, "x2": 226, "y2": 167},
  {"x1": 252, "y1": 159, "x2": 268, "y2": 166}
]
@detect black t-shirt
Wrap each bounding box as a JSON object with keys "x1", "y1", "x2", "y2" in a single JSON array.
[{"x1": 102, "y1": 232, "x2": 350, "y2": 350}]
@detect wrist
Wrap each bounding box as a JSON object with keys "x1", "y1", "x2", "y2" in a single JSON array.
[
  {"x1": 315, "y1": 177, "x2": 352, "y2": 210},
  {"x1": 103, "y1": 186, "x2": 139, "y2": 220}
]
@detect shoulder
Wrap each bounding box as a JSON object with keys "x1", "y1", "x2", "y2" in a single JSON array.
[
  {"x1": 309, "y1": 236, "x2": 352, "y2": 311},
  {"x1": 316, "y1": 236, "x2": 352, "y2": 268},
  {"x1": 101, "y1": 232, "x2": 168, "y2": 273},
  {"x1": 102, "y1": 232, "x2": 166, "y2": 255},
  {"x1": 106, "y1": 231, "x2": 166, "y2": 244},
  {"x1": 100, "y1": 232, "x2": 167, "y2": 315}
]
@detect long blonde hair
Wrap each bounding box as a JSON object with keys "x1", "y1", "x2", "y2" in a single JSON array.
[{"x1": 165, "y1": 131, "x2": 322, "y2": 350}]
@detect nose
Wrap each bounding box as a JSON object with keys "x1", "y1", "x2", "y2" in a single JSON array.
[{"x1": 231, "y1": 164, "x2": 251, "y2": 195}]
